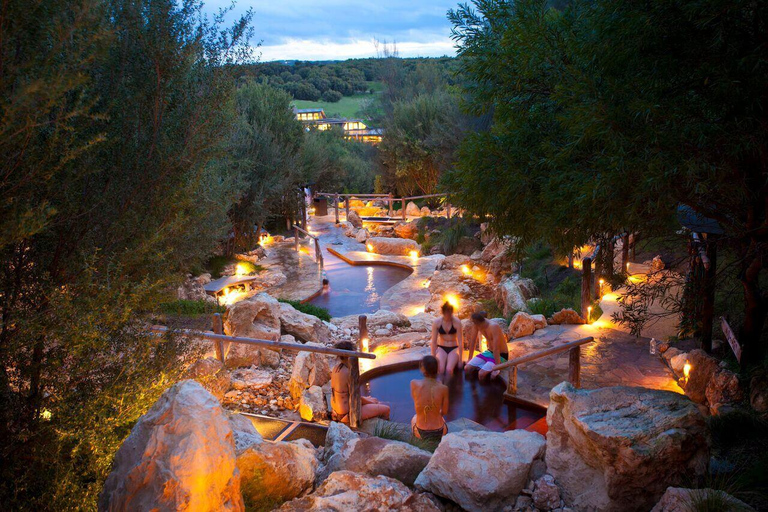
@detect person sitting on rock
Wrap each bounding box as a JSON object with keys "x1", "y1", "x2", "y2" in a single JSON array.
[
  {"x1": 330, "y1": 341, "x2": 390, "y2": 423},
  {"x1": 410, "y1": 355, "x2": 449, "y2": 440},
  {"x1": 464, "y1": 312, "x2": 509, "y2": 381},
  {"x1": 430, "y1": 301, "x2": 464, "y2": 376}
]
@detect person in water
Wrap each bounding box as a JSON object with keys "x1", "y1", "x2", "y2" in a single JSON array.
[
  {"x1": 430, "y1": 301, "x2": 464, "y2": 375},
  {"x1": 330, "y1": 341, "x2": 390, "y2": 423},
  {"x1": 465, "y1": 312, "x2": 509, "y2": 380},
  {"x1": 410, "y1": 355, "x2": 449, "y2": 440}
]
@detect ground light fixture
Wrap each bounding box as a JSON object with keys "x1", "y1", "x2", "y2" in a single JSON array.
[
  {"x1": 461, "y1": 264, "x2": 471, "y2": 275},
  {"x1": 444, "y1": 294, "x2": 460, "y2": 310},
  {"x1": 366, "y1": 243, "x2": 374, "y2": 252},
  {"x1": 409, "y1": 250, "x2": 419, "y2": 259},
  {"x1": 587, "y1": 306, "x2": 593, "y2": 323}
]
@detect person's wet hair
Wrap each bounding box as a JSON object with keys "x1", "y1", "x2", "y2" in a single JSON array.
[
  {"x1": 441, "y1": 301, "x2": 454, "y2": 315},
  {"x1": 421, "y1": 355, "x2": 438, "y2": 377},
  {"x1": 470, "y1": 311, "x2": 487, "y2": 324}
]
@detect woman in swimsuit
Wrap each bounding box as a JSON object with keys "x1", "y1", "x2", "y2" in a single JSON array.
[
  {"x1": 430, "y1": 302, "x2": 464, "y2": 375},
  {"x1": 465, "y1": 311, "x2": 509, "y2": 381},
  {"x1": 330, "y1": 341, "x2": 390, "y2": 423},
  {"x1": 410, "y1": 355, "x2": 449, "y2": 440}
]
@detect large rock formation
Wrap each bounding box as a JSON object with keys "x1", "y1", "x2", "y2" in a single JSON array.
[
  {"x1": 366, "y1": 236, "x2": 420, "y2": 256},
  {"x1": 355, "y1": 228, "x2": 369, "y2": 243},
  {"x1": 185, "y1": 357, "x2": 231, "y2": 400},
  {"x1": 238, "y1": 439, "x2": 318, "y2": 509},
  {"x1": 99, "y1": 381, "x2": 243, "y2": 512},
  {"x1": 228, "y1": 413, "x2": 263, "y2": 455},
  {"x1": 393, "y1": 221, "x2": 418, "y2": 240},
  {"x1": 230, "y1": 367, "x2": 273, "y2": 391},
  {"x1": 224, "y1": 293, "x2": 281, "y2": 368},
  {"x1": 331, "y1": 309, "x2": 410, "y2": 331},
  {"x1": 299, "y1": 385, "x2": 327, "y2": 422},
  {"x1": 347, "y1": 210, "x2": 363, "y2": 228},
  {"x1": 549, "y1": 308, "x2": 584, "y2": 325},
  {"x1": 278, "y1": 302, "x2": 331, "y2": 343},
  {"x1": 405, "y1": 201, "x2": 421, "y2": 216},
  {"x1": 289, "y1": 343, "x2": 332, "y2": 400},
  {"x1": 651, "y1": 487, "x2": 755, "y2": 512},
  {"x1": 415, "y1": 430, "x2": 546, "y2": 512},
  {"x1": 177, "y1": 273, "x2": 215, "y2": 302},
  {"x1": 321, "y1": 436, "x2": 431, "y2": 487},
  {"x1": 508, "y1": 312, "x2": 536, "y2": 339},
  {"x1": 440, "y1": 253, "x2": 471, "y2": 269},
  {"x1": 280, "y1": 471, "x2": 440, "y2": 511},
  {"x1": 496, "y1": 275, "x2": 539, "y2": 316},
  {"x1": 546, "y1": 383, "x2": 709, "y2": 512}
]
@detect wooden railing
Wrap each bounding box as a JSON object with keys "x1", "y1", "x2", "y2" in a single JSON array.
[
  {"x1": 316, "y1": 192, "x2": 453, "y2": 223},
  {"x1": 292, "y1": 224, "x2": 324, "y2": 271},
  {"x1": 151, "y1": 314, "x2": 376, "y2": 428},
  {"x1": 492, "y1": 337, "x2": 594, "y2": 399}
]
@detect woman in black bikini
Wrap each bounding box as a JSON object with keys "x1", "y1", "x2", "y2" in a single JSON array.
[
  {"x1": 430, "y1": 302, "x2": 464, "y2": 375},
  {"x1": 330, "y1": 341, "x2": 390, "y2": 423},
  {"x1": 411, "y1": 355, "x2": 449, "y2": 440}
]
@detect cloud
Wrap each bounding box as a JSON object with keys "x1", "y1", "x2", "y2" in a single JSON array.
[{"x1": 203, "y1": 0, "x2": 458, "y2": 60}]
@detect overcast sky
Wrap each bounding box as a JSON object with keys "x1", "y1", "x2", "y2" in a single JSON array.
[{"x1": 203, "y1": 0, "x2": 459, "y2": 61}]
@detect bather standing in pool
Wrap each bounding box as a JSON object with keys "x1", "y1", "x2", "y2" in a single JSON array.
[
  {"x1": 411, "y1": 355, "x2": 449, "y2": 440},
  {"x1": 430, "y1": 301, "x2": 464, "y2": 375},
  {"x1": 330, "y1": 341, "x2": 390, "y2": 423},
  {"x1": 465, "y1": 312, "x2": 509, "y2": 381}
]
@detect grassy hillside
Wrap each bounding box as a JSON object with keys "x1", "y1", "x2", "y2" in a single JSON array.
[{"x1": 293, "y1": 81, "x2": 382, "y2": 120}]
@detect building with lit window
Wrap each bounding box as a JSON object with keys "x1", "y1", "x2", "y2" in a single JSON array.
[{"x1": 292, "y1": 107, "x2": 383, "y2": 144}]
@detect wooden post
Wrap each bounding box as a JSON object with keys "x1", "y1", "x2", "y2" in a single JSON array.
[
  {"x1": 568, "y1": 252, "x2": 574, "y2": 269},
  {"x1": 581, "y1": 257, "x2": 592, "y2": 322},
  {"x1": 630, "y1": 233, "x2": 638, "y2": 260},
  {"x1": 621, "y1": 233, "x2": 630, "y2": 273},
  {"x1": 348, "y1": 357, "x2": 362, "y2": 429},
  {"x1": 294, "y1": 226, "x2": 299, "y2": 253},
  {"x1": 592, "y1": 252, "x2": 601, "y2": 300},
  {"x1": 446, "y1": 202, "x2": 452, "y2": 219},
  {"x1": 604, "y1": 237, "x2": 615, "y2": 279},
  {"x1": 315, "y1": 238, "x2": 324, "y2": 270},
  {"x1": 212, "y1": 313, "x2": 225, "y2": 363},
  {"x1": 568, "y1": 346, "x2": 581, "y2": 388},
  {"x1": 507, "y1": 366, "x2": 518, "y2": 396},
  {"x1": 358, "y1": 315, "x2": 368, "y2": 352},
  {"x1": 401, "y1": 199, "x2": 406, "y2": 221},
  {"x1": 345, "y1": 197, "x2": 350, "y2": 220},
  {"x1": 388, "y1": 193, "x2": 393, "y2": 217},
  {"x1": 701, "y1": 237, "x2": 717, "y2": 353},
  {"x1": 335, "y1": 194, "x2": 340, "y2": 224}
]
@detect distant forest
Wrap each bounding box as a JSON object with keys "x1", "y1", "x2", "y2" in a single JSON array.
[{"x1": 234, "y1": 57, "x2": 458, "y2": 104}]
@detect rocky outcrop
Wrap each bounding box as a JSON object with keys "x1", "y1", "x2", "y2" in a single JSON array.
[
  {"x1": 331, "y1": 309, "x2": 410, "y2": 330},
  {"x1": 415, "y1": 430, "x2": 546, "y2": 512},
  {"x1": 677, "y1": 349, "x2": 744, "y2": 414},
  {"x1": 299, "y1": 385, "x2": 327, "y2": 422},
  {"x1": 406, "y1": 201, "x2": 421, "y2": 216},
  {"x1": 322, "y1": 436, "x2": 431, "y2": 487},
  {"x1": 99, "y1": 381, "x2": 243, "y2": 511},
  {"x1": 651, "y1": 487, "x2": 754, "y2": 512},
  {"x1": 366, "y1": 236, "x2": 420, "y2": 256},
  {"x1": 177, "y1": 273, "x2": 215, "y2": 302},
  {"x1": 347, "y1": 210, "x2": 363, "y2": 228},
  {"x1": 393, "y1": 221, "x2": 418, "y2": 240},
  {"x1": 224, "y1": 293, "x2": 281, "y2": 368},
  {"x1": 440, "y1": 253, "x2": 471, "y2": 269},
  {"x1": 420, "y1": 206, "x2": 431, "y2": 216},
  {"x1": 508, "y1": 312, "x2": 536, "y2": 339},
  {"x1": 289, "y1": 343, "x2": 332, "y2": 400},
  {"x1": 228, "y1": 413, "x2": 263, "y2": 455},
  {"x1": 546, "y1": 383, "x2": 709, "y2": 512},
  {"x1": 549, "y1": 308, "x2": 584, "y2": 325},
  {"x1": 278, "y1": 302, "x2": 331, "y2": 343},
  {"x1": 230, "y1": 367, "x2": 273, "y2": 391},
  {"x1": 280, "y1": 471, "x2": 440, "y2": 511},
  {"x1": 496, "y1": 275, "x2": 539, "y2": 316},
  {"x1": 355, "y1": 228, "x2": 369, "y2": 243},
  {"x1": 407, "y1": 312, "x2": 434, "y2": 333},
  {"x1": 238, "y1": 439, "x2": 318, "y2": 509},
  {"x1": 185, "y1": 357, "x2": 231, "y2": 400}
]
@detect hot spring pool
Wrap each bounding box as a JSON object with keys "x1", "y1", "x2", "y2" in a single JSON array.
[
  {"x1": 361, "y1": 364, "x2": 546, "y2": 432},
  {"x1": 308, "y1": 251, "x2": 412, "y2": 317}
]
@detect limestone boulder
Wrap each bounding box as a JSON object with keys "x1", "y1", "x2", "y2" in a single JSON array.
[
  {"x1": 299, "y1": 385, "x2": 327, "y2": 422},
  {"x1": 366, "y1": 236, "x2": 420, "y2": 256},
  {"x1": 321, "y1": 422, "x2": 359, "y2": 468},
  {"x1": 99, "y1": 381, "x2": 243, "y2": 511},
  {"x1": 651, "y1": 487, "x2": 754, "y2": 512},
  {"x1": 407, "y1": 312, "x2": 434, "y2": 333},
  {"x1": 509, "y1": 312, "x2": 537, "y2": 339},
  {"x1": 496, "y1": 275, "x2": 539, "y2": 316},
  {"x1": 348, "y1": 210, "x2": 363, "y2": 228},
  {"x1": 228, "y1": 413, "x2": 263, "y2": 455},
  {"x1": 238, "y1": 439, "x2": 318, "y2": 509},
  {"x1": 185, "y1": 357, "x2": 230, "y2": 400},
  {"x1": 669, "y1": 352, "x2": 689, "y2": 374},
  {"x1": 280, "y1": 471, "x2": 440, "y2": 512},
  {"x1": 355, "y1": 228, "x2": 369, "y2": 243},
  {"x1": 480, "y1": 237, "x2": 507, "y2": 263},
  {"x1": 549, "y1": 308, "x2": 584, "y2": 325},
  {"x1": 406, "y1": 201, "x2": 421, "y2": 216},
  {"x1": 224, "y1": 293, "x2": 281, "y2": 368},
  {"x1": 393, "y1": 221, "x2": 418, "y2": 240},
  {"x1": 177, "y1": 273, "x2": 215, "y2": 302},
  {"x1": 546, "y1": 382, "x2": 709, "y2": 512},
  {"x1": 420, "y1": 206, "x2": 431, "y2": 216},
  {"x1": 230, "y1": 367, "x2": 273, "y2": 391},
  {"x1": 681, "y1": 349, "x2": 723, "y2": 405},
  {"x1": 532, "y1": 474, "x2": 561, "y2": 510},
  {"x1": 706, "y1": 367, "x2": 743, "y2": 412},
  {"x1": 259, "y1": 346, "x2": 281, "y2": 368},
  {"x1": 531, "y1": 314, "x2": 547, "y2": 330},
  {"x1": 440, "y1": 253, "x2": 471, "y2": 269},
  {"x1": 415, "y1": 429, "x2": 546, "y2": 512},
  {"x1": 323, "y1": 436, "x2": 431, "y2": 487},
  {"x1": 278, "y1": 302, "x2": 331, "y2": 343},
  {"x1": 289, "y1": 343, "x2": 332, "y2": 400},
  {"x1": 332, "y1": 309, "x2": 410, "y2": 330}
]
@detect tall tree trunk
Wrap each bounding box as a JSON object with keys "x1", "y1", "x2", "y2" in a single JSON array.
[{"x1": 740, "y1": 254, "x2": 767, "y2": 369}]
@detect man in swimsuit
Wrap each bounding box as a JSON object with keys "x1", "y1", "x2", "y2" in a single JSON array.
[
  {"x1": 465, "y1": 312, "x2": 509, "y2": 381},
  {"x1": 410, "y1": 356, "x2": 449, "y2": 440},
  {"x1": 430, "y1": 301, "x2": 464, "y2": 375},
  {"x1": 330, "y1": 341, "x2": 390, "y2": 423}
]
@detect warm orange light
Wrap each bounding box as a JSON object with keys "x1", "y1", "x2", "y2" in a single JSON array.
[
  {"x1": 361, "y1": 337, "x2": 370, "y2": 353},
  {"x1": 461, "y1": 265, "x2": 471, "y2": 275},
  {"x1": 683, "y1": 360, "x2": 691, "y2": 380},
  {"x1": 299, "y1": 246, "x2": 310, "y2": 255},
  {"x1": 366, "y1": 243, "x2": 374, "y2": 252},
  {"x1": 235, "y1": 262, "x2": 249, "y2": 276},
  {"x1": 409, "y1": 250, "x2": 419, "y2": 259},
  {"x1": 599, "y1": 278, "x2": 604, "y2": 285},
  {"x1": 444, "y1": 294, "x2": 460, "y2": 310},
  {"x1": 587, "y1": 306, "x2": 593, "y2": 322}
]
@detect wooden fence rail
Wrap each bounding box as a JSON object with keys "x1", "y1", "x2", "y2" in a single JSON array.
[{"x1": 293, "y1": 224, "x2": 324, "y2": 270}]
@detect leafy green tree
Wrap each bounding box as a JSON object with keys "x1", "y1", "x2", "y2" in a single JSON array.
[
  {"x1": 300, "y1": 130, "x2": 376, "y2": 193},
  {"x1": 448, "y1": 0, "x2": 768, "y2": 365},
  {"x1": 0, "y1": 0, "x2": 252, "y2": 507}
]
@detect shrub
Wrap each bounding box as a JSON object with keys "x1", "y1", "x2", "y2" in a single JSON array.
[
  {"x1": 321, "y1": 89, "x2": 343, "y2": 102},
  {"x1": 158, "y1": 299, "x2": 226, "y2": 316},
  {"x1": 278, "y1": 299, "x2": 331, "y2": 322}
]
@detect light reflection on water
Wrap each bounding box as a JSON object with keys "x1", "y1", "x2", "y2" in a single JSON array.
[{"x1": 308, "y1": 251, "x2": 412, "y2": 317}]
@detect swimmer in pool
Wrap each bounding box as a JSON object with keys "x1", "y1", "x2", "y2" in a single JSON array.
[
  {"x1": 430, "y1": 302, "x2": 464, "y2": 375},
  {"x1": 330, "y1": 341, "x2": 390, "y2": 423},
  {"x1": 410, "y1": 355, "x2": 449, "y2": 441},
  {"x1": 465, "y1": 311, "x2": 509, "y2": 381}
]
